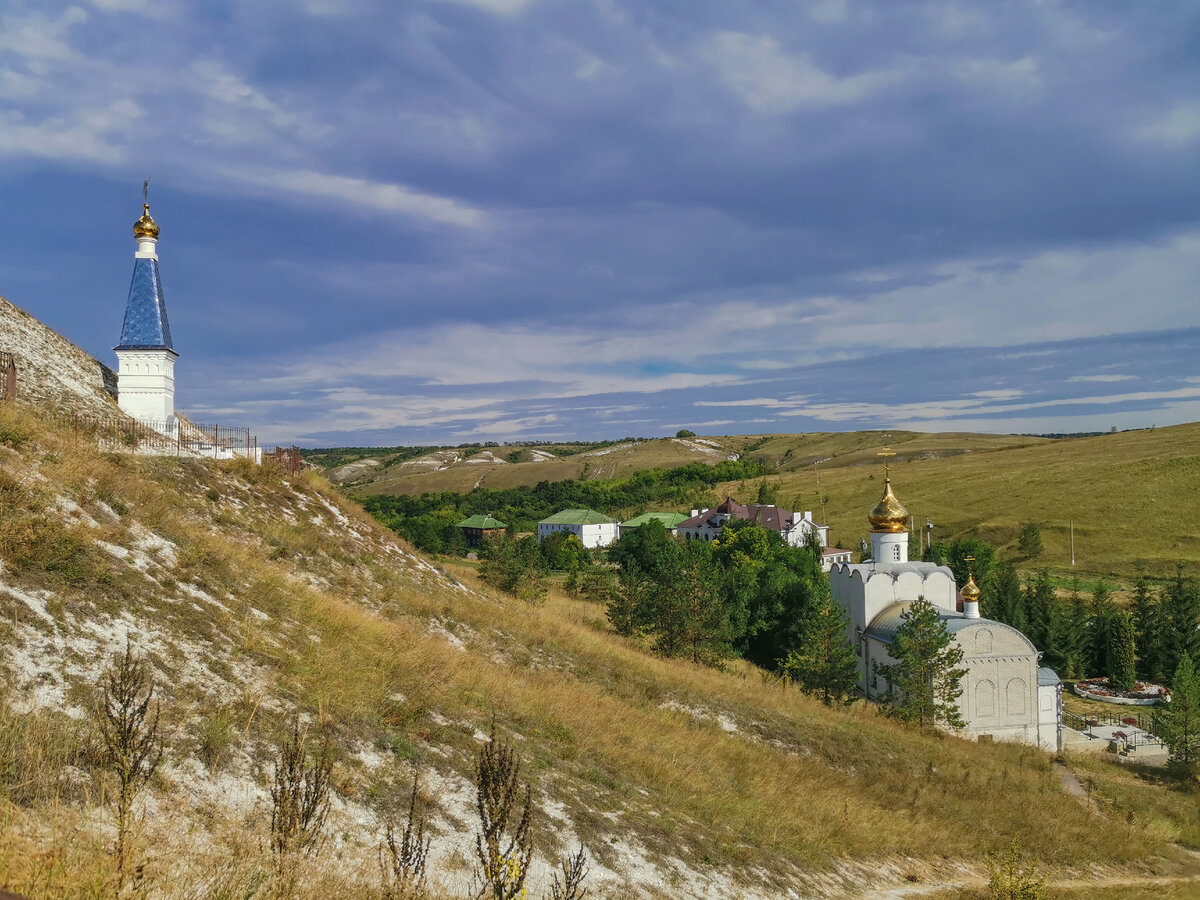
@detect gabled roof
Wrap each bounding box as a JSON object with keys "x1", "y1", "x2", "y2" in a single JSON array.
[
  {"x1": 539, "y1": 508, "x2": 614, "y2": 526},
  {"x1": 456, "y1": 514, "x2": 506, "y2": 529},
  {"x1": 621, "y1": 512, "x2": 688, "y2": 528},
  {"x1": 115, "y1": 257, "x2": 174, "y2": 351}
]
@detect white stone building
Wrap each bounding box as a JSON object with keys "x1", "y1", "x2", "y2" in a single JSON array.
[
  {"x1": 537, "y1": 509, "x2": 619, "y2": 549},
  {"x1": 829, "y1": 465, "x2": 1061, "y2": 750},
  {"x1": 115, "y1": 195, "x2": 177, "y2": 429}
]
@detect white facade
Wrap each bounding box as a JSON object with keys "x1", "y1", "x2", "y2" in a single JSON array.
[
  {"x1": 829, "y1": 473, "x2": 1059, "y2": 749},
  {"x1": 115, "y1": 348, "x2": 177, "y2": 424},
  {"x1": 537, "y1": 521, "x2": 619, "y2": 549}
]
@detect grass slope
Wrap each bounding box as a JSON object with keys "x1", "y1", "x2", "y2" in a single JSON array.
[
  {"x1": 0, "y1": 404, "x2": 1196, "y2": 899},
  {"x1": 726, "y1": 423, "x2": 1200, "y2": 579}
]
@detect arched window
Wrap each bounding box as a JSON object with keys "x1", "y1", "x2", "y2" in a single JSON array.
[
  {"x1": 1006, "y1": 678, "x2": 1027, "y2": 718},
  {"x1": 975, "y1": 680, "x2": 996, "y2": 718},
  {"x1": 975, "y1": 629, "x2": 993, "y2": 653}
]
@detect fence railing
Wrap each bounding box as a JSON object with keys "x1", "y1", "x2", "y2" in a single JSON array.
[
  {"x1": 0, "y1": 353, "x2": 17, "y2": 402},
  {"x1": 1063, "y1": 711, "x2": 1163, "y2": 749},
  {"x1": 53, "y1": 412, "x2": 258, "y2": 459}
]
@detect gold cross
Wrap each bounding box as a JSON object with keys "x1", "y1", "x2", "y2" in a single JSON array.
[
  {"x1": 877, "y1": 447, "x2": 896, "y2": 479},
  {"x1": 964, "y1": 554, "x2": 975, "y2": 577},
  {"x1": 143, "y1": 178, "x2": 150, "y2": 206}
]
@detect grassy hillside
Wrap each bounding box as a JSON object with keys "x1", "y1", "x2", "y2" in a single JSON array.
[
  {"x1": 341, "y1": 436, "x2": 758, "y2": 496},
  {"x1": 723, "y1": 423, "x2": 1200, "y2": 579},
  {"x1": 349, "y1": 425, "x2": 1200, "y2": 581},
  {"x1": 0, "y1": 403, "x2": 1197, "y2": 898}
]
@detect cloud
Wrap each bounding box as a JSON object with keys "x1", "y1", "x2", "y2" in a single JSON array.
[
  {"x1": 0, "y1": 6, "x2": 87, "y2": 62},
  {"x1": 0, "y1": 99, "x2": 142, "y2": 164},
  {"x1": 426, "y1": 0, "x2": 539, "y2": 16},
  {"x1": 1136, "y1": 104, "x2": 1200, "y2": 146},
  {"x1": 1068, "y1": 374, "x2": 1136, "y2": 383},
  {"x1": 698, "y1": 32, "x2": 907, "y2": 113},
  {"x1": 223, "y1": 169, "x2": 487, "y2": 228}
]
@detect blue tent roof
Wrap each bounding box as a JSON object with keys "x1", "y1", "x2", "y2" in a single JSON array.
[{"x1": 115, "y1": 257, "x2": 174, "y2": 351}]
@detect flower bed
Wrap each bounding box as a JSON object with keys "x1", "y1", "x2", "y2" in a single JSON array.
[{"x1": 1073, "y1": 677, "x2": 1167, "y2": 706}]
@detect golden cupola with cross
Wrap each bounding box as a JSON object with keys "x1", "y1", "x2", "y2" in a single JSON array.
[{"x1": 868, "y1": 448, "x2": 910, "y2": 563}]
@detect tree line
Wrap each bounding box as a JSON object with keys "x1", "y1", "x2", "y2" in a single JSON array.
[{"x1": 356, "y1": 459, "x2": 770, "y2": 555}]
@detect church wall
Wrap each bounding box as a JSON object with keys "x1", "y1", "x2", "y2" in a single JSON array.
[{"x1": 956, "y1": 623, "x2": 1040, "y2": 745}]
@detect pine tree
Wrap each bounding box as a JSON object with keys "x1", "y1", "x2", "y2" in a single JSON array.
[
  {"x1": 1087, "y1": 582, "x2": 1116, "y2": 678},
  {"x1": 1161, "y1": 566, "x2": 1200, "y2": 681},
  {"x1": 1130, "y1": 575, "x2": 1160, "y2": 681},
  {"x1": 1022, "y1": 570, "x2": 1054, "y2": 653},
  {"x1": 780, "y1": 593, "x2": 859, "y2": 705},
  {"x1": 990, "y1": 561, "x2": 1026, "y2": 633},
  {"x1": 879, "y1": 598, "x2": 967, "y2": 729},
  {"x1": 1064, "y1": 580, "x2": 1091, "y2": 680},
  {"x1": 1108, "y1": 611, "x2": 1137, "y2": 692},
  {"x1": 1153, "y1": 654, "x2": 1200, "y2": 766},
  {"x1": 650, "y1": 541, "x2": 737, "y2": 666},
  {"x1": 1017, "y1": 522, "x2": 1044, "y2": 559}
]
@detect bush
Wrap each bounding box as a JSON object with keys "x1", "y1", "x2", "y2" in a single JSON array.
[{"x1": 986, "y1": 837, "x2": 1043, "y2": 899}]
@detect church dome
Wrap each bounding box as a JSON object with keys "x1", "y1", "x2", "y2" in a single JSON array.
[
  {"x1": 868, "y1": 478, "x2": 908, "y2": 533},
  {"x1": 961, "y1": 572, "x2": 981, "y2": 602},
  {"x1": 133, "y1": 204, "x2": 159, "y2": 239}
]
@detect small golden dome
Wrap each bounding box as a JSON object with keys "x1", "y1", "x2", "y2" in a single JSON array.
[
  {"x1": 868, "y1": 478, "x2": 909, "y2": 533},
  {"x1": 961, "y1": 572, "x2": 981, "y2": 602},
  {"x1": 133, "y1": 203, "x2": 159, "y2": 239}
]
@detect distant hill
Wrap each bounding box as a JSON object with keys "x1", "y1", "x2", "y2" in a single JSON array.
[{"x1": 336, "y1": 425, "x2": 1200, "y2": 580}]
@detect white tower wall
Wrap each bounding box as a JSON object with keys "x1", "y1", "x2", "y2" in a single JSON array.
[{"x1": 116, "y1": 348, "x2": 177, "y2": 425}]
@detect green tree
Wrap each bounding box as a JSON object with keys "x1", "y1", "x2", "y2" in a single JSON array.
[
  {"x1": 755, "y1": 479, "x2": 779, "y2": 506},
  {"x1": 1161, "y1": 566, "x2": 1200, "y2": 680},
  {"x1": 1064, "y1": 579, "x2": 1091, "y2": 679},
  {"x1": 1022, "y1": 570, "x2": 1054, "y2": 653},
  {"x1": 779, "y1": 594, "x2": 859, "y2": 705},
  {"x1": 879, "y1": 598, "x2": 967, "y2": 729},
  {"x1": 989, "y1": 561, "x2": 1027, "y2": 634},
  {"x1": 675, "y1": 429, "x2": 696, "y2": 438},
  {"x1": 1153, "y1": 654, "x2": 1200, "y2": 766},
  {"x1": 1016, "y1": 522, "x2": 1043, "y2": 560},
  {"x1": 986, "y1": 836, "x2": 1044, "y2": 900},
  {"x1": 480, "y1": 536, "x2": 547, "y2": 604},
  {"x1": 650, "y1": 540, "x2": 737, "y2": 666},
  {"x1": 1086, "y1": 582, "x2": 1116, "y2": 678},
  {"x1": 1130, "y1": 574, "x2": 1160, "y2": 681},
  {"x1": 1107, "y1": 610, "x2": 1137, "y2": 692},
  {"x1": 607, "y1": 566, "x2": 651, "y2": 637}
]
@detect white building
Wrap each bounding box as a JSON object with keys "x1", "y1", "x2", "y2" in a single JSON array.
[
  {"x1": 537, "y1": 509, "x2": 619, "y2": 549},
  {"x1": 676, "y1": 498, "x2": 829, "y2": 548},
  {"x1": 829, "y1": 464, "x2": 1061, "y2": 750},
  {"x1": 115, "y1": 193, "x2": 177, "y2": 429}
]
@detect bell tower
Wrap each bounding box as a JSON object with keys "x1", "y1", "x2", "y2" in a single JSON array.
[
  {"x1": 868, "y1": 448, "x2": 909, "y2": 565},
  {"x1": 115, "y1": 181, "x2": 177, "y2": 427}
]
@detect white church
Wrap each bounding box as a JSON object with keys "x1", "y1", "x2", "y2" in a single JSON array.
[
  {"x1": 115, "y1": 193, "x2": 178, "y2": 430},
  {"x1": 110, "y1": 190, "x2": 259, "y2": 461},
  {"x1": 829, "y1": 458, "x2": 1062, "y2": 750}
]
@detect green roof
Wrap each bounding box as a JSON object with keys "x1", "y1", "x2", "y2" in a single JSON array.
[
  {"x1": 456, "y1": 514, "x2": 507, "y2": 529},
  {"x1": 539, "y1": 508, "x2": 615, "y2": 526},
  {"x1": 621, "y1": 512, "x2": 688, "y2": 528}
]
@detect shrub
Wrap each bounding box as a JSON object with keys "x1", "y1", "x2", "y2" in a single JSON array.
[
  {"x1": 270, "y1": 718, "x2": 334, "y2": 897},
  {"x1": 473, "y1": 722, "x2": 533, "y2": 900},
  {"x1": 97, "y1": 641, "x2": 164, "y2": 891},
  {"x1": 986, "y1": 837, "x2": 1043, "y2": 899}
]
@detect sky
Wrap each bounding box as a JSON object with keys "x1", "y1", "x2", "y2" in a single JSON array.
[{"x1": 1, "y1": 0, "x2": 1198, "y2": 446}]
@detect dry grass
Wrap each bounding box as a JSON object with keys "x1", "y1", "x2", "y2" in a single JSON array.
[{"x1": 0, "y1": 403, "x2": 1198, "y2": 897}]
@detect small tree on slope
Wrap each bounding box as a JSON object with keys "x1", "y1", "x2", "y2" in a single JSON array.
[
  {"x1": 1107, "y1": 610, "x2": 1138, "y2": 692},
  {"x1": 780, "y1": 593, "x2": 859, "y2": 705},
  {"x1": 1154, "y1": 654, "x2": 1200, "y2": 767},
  {"x1": 879, "y1": 598, "x2": 967, "y2": 730}
]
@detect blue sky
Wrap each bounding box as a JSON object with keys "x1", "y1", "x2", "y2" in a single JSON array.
[{"x1": 1, "y1": 0, "x2": 1198, "y2": 446}]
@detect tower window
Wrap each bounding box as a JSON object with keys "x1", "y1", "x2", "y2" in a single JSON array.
[{"x1": 893, "y1": 544, "x2": 901, "y2": 561}]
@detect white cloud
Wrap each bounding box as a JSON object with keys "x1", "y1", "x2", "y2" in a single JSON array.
[
  {"x1": 426, "y1": 0, "x2": 539, "y2": 16},
  {"x1": 0, "y1": 6, "x2": 87, "y2": 62},
  {"x1": 949, "y1": 56, "x2": 1040, "y2": 96},
  {"x1": 0, "y1": 100, "x2": 142, "y2": 164},
  {"x1": 1136, "y1": 103, "x2": 1200, "y2": 146},
  {"x1": 1068, "y1": 374, "x2": 1136, "y2": 383},
  {"x1": 222, "y1": 168, "x2": 486, "y2": 229},
  {"x1": 698, "y1": 32, "x2": 906, "y2": 113}
]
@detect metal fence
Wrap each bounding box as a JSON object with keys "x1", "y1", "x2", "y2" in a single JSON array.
[
  {"x1": 54, "y1": 413, "x2": 258, "y2": 459},
  {"x1": 271, "y1": 446, "x2": 303, "y2": 474},
  {"x1": 1063, "y1": 711, "x2": 1164, "y2": 749}
]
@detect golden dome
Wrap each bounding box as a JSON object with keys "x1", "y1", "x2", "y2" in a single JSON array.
[
  {"x1": 133, "y1": 203, "x2": 159, "y2": 239},
  {"x1": 961, "y1": 572, "x2": 981, "y2": 602},
  {"x1": 868, "y1": 478, "x2": 909, "y2": 533}
]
